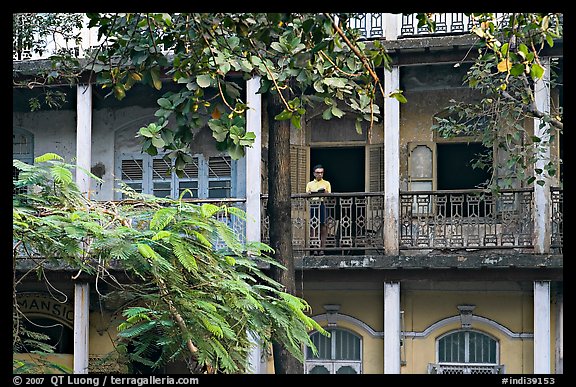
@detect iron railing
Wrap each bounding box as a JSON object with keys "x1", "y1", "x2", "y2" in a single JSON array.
[
  {"x1": 428, "y1": 363, "x2": 504, "y2": 374},
  {"x1": 551, "y1": 187, "x2": 563, "y2": 250},
  {"x1": 400, "y1": 189, "x2": 534, "y2": 249},
  {"x1": 261, "y1": 192, "x2": 386, "y2": 256},
  {"x1": 348, "y1": 13, "x2": 513, "y2": 39}
]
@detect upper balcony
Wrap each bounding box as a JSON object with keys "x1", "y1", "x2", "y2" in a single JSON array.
[
  {"x1": 260, "y1": 187, "x2": 562, "y2": 267},
  {"x1": 12, "y1": 13, "x2": 519, "y2": 62}
]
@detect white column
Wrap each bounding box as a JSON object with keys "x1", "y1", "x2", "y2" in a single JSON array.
[
  {"x1": 245, "y1": 76, "x2": 262, "y2": 245},
  {"x1": 76, "y1": 84, "x2": 93, "y2": 197},
  {"x1": 533, "y1": 281, "x2": 551, "y2": 374},
  {"x1": 533, "y1": 57, "x2": 551, "y2": 254},
  {"x1": 383, "y1": 281, "x2": 401, "y2": 374},
  {"x1": 74, "y1": 283, "x2": 90, "y2": 374},
  {"x1": 245, "y1": 76, "x2": 264, "y2": 373},
  {"x1": 247, "y1": 331, "x2": 263, "y2": 374},
  {"x1": 384, "y1": 13, "x2": 400, "y2": 40},
  {"x1": 383, "y1": 66, "x2": 400, "y2": 255},
  {"x1": 555, "y1": 292, "x2": 563, "y2": 374}
]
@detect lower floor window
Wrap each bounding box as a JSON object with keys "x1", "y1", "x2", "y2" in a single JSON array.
[
  {"x1": 429, "y1": 330, "x2": 503, "y2": 374},
  {"x1": 305, "y1": 328, "x2": 362, "y2": 374}
]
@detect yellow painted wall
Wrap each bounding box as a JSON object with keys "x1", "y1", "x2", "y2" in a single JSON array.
[
  {"x1": 303, "y1": 289, "x2": 384, "y2": 374},
  {"x1": 402, "y1": 289, "x2": 558, "y2": 374},
  {"x1": 299, "y1": 287, "x2": 558, "y2": 374}
]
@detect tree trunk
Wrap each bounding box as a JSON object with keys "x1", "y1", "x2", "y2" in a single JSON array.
[{"x1": 266, "y1": 90, "x2": 303, "y2": 374}]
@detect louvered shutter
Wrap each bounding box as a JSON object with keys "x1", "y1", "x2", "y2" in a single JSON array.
[
  {"x1": 120, "y1": 157, "x2": 145, "y2": 197},
  {"x1": 208, "y1": 155, "x2": 232, "y2": 198},
  {"x1": 290, "y1": 145, "x2": 309, "y2": 193},
  {"x1": 151, "y1": 157, "x2": 173, "y2": 198},
  {"x1": 368, "y1": 144, "x2": 384, "y2": 192},
  {"x1": 177, "y1": 157, "x2": 200, "y2": 199}
]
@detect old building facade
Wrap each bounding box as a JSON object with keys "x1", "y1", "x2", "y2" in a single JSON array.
[{"x1": 13, "y1": 13, "x2": 562, "y2": 374}]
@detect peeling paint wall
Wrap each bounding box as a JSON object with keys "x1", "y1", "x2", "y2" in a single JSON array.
[{"x1": 13, "y1": 97, "x2": 236, "y2": 201}]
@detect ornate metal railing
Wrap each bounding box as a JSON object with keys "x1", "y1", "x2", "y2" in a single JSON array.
[
  {"x1": 261, "y1": 192, "x2": 386, "y2": 256},
  {"x1": 348, "y1": 13, "x2": 513, "y2": 39},
  {"x1": 400, "y1": 189, "x2": 534, "y2": 249},
  {"x1": 428, "y1": 363, "x2": 504, "y2": 374},
  {"x1": 551, "y1": 187, "x2": 563, "y2": 250}
]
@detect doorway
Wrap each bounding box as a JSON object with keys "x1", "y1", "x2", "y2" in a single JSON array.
[{"x1": 310, "y1": 147, "x2": 365, "y2": 193}]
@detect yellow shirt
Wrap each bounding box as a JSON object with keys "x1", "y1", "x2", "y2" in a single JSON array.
[{"x1": 306, "y1": 179, "x2": 331, "y2": 194}]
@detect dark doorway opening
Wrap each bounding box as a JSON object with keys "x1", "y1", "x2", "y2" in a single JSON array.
[
  {"x1": 310, "y1": 147, "x2": 365, "y2": 193},
  {"x1": 437, "y1": 142, "x2": 491, "y2": 190},
  {"x1": 437, "y1": 142, "x2": 491, "y2": 217}
]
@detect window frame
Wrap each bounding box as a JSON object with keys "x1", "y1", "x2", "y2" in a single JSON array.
[
  {"x1": 116, "y1": 152, "x2": 235, "y2": 200},
  {"x1": 305, "y1": 328, "x2": 363, "y2": 374},
  {"x1": 435, "y1": 329, "x2": 500, "y2": 366}
]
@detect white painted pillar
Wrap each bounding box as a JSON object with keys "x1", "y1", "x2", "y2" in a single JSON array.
[
  {"x1": 533, "y1": 57, "x2": 551, "y2": 254},
  {"x1": 76, "y1": 84, "x2": 93, "y2": 197},
  {"x1": 383, "y1": 281, "x2": 401, "y2": 374},
  {"x1": 384, "y1": 13, "x2": 400, "y2": 40},
  {"x1": 74, "y1": 84, "x2": 92, "y2": 374},
  {"x1": 245, "y1": 76, "x2": 262, "y2": 245},
  {"x1": 383, "y1": 66, "x2": 400, "y2": 255},
  {"x1": 74, "y1": 283, "x2": 90, "y2": 374},
  {"x1": 245, "y1": 76, "x2": 264, "y2": 373},
  {"x1": 555, "y1": 291, "x2": 563, "y2": 374},
  {"x1": 533, "y1": 281, "x2": 551, "y2": 374},
  {"x1": 247, "y1": 331, "x2": 263, "y2": 374}
]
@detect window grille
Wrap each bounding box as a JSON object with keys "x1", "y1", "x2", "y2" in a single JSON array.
[
  {"x1": 430, "y1": 330, "x2": 503, "y2": 374},
  {"x1": 305, "y1": 328, "x2": 362, "y2": 374}
]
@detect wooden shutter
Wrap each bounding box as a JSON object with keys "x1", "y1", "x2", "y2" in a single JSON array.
[
  {"x1": 367, "y1": 144, "x2": 384, "y2": 192},
  {"x1": 290, "y1": 145, "x2": 309, "y2": 194}
]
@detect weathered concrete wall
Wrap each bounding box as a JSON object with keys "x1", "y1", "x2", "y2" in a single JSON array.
[{"x1": 13, "y1": 95, "x2": 237, "y2": 201}]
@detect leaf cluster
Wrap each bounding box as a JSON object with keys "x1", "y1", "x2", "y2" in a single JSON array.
[
  {"x1": 79, "y1": 13, "x2": 392, "y2": 175},
  {"x1": 13, "y1": 154, "x2": 326, "y2": 373}
]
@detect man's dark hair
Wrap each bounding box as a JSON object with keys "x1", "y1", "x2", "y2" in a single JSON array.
[{"x1": 313, "y1": 164, "x2": 324, "y2": 171}]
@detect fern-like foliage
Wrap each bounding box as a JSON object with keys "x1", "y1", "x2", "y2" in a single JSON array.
[{"x1": 14, "y1": 154, "x2": 324, "y2": 374}]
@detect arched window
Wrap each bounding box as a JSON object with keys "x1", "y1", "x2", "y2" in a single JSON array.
[
  {"x1": 429, "y1": 330, "x2": 504, "y2": 374},
  {"x1": 305, "y1": 328, "x2": 362, "y2": 374}
]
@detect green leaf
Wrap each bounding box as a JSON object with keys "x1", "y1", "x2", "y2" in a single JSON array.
[
  {"x1": 530, "y1": 63, "x2": 544, "y2": 80},
  {"x1": 151, "y1": 137, "x2": 166, "y2": 148},
  {"x1": 150, "y1": 207, "x2": 177, "y2": 231},
  {"x1": 275, "y1": 110, "x2": 292, "y2": 121},
  {"x1": 34, "y1": 153, "x2": 63, "y2": 163},
  {"x1": 150, "y1": 67, "x2": 162, "y2": 90},
  {"x1": 197, "y1": 74, "x2": 212, "y2": 88}
]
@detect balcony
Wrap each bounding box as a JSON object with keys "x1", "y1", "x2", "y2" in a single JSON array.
[
  {"x1": 347, "y1": 13, "x2": 513, "y2": 39},
  {"x1": 400, "y1": 189, "x2": 534, "y2": 250},
  {"x1": 260, "y1": 188, "x2": 563, "y2": 256}
]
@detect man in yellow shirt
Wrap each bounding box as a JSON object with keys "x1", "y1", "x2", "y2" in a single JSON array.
[{"x1": 306, "y1": 164, "x2": 331, "y2": 254}]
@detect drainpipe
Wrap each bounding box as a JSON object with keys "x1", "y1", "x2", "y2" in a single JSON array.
[
  {"x1": 76, "y1": 84, "x2": 92, "y2": 197},
  {"x1": 73, "y1": 283, "x2": 90, "y2": 374},
  {"x1": 384, "y1": 13, "x2": 399, "y2": 40}
]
